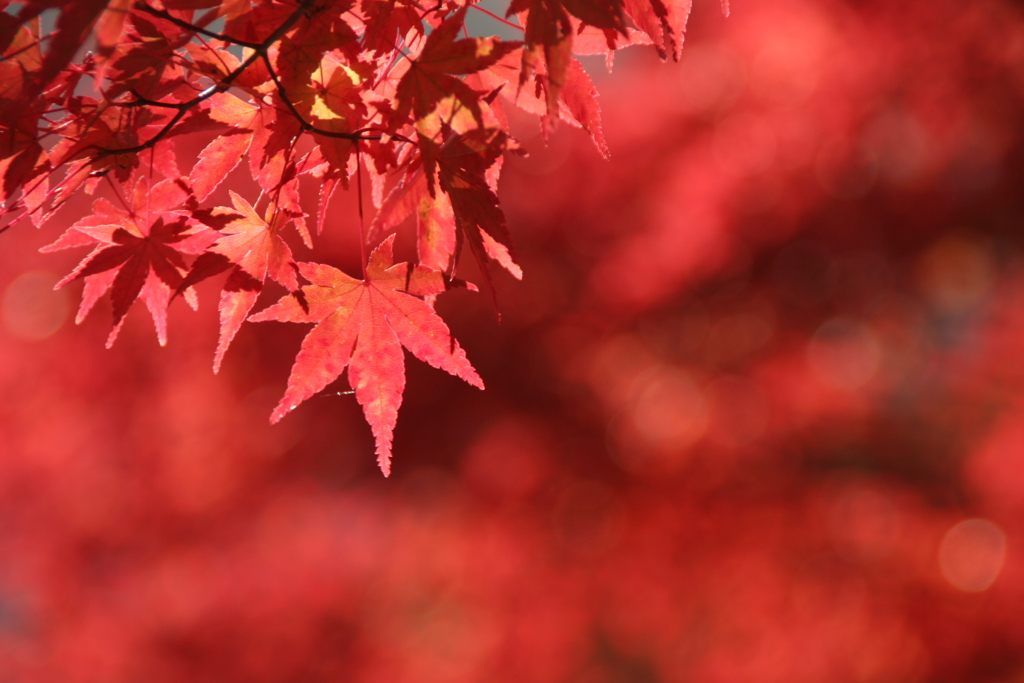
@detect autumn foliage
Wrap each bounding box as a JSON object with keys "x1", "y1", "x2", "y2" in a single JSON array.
[
  {"x1": 4, "y1": 0, "x2": 1024, "y2": 679},
  {"x1": 0, "y1": 0, "x2": 724, "y2": 473}
]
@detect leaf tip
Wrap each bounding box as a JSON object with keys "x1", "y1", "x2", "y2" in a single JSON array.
[{"x1": 269, "y1": 399, "x2": 296, "y2": 424}]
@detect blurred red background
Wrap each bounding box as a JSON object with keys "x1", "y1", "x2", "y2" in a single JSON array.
[{"x1": 3, "y1": 0, "x2": 1024, "y2": 679}]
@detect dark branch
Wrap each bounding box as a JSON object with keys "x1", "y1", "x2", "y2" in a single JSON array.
[
  {"x1": 134, "y1": 2, "x2": 263, "y2": 49},
  {"x1": 258, "y1": 53, "x2": 378, "y2": 142},
  {"x1": 102, "y1": 0, "x2": 381, "y2": 156}
]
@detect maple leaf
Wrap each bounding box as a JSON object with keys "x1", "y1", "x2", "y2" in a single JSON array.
[
  {"x1": 180, "y1": 190, "x2": 301, "y2": 372},
  {"x1": 41, "y1": 176, "x2": 215, "y2": 347},
  {"x1": 190, "y1": 89, "x2": 303, "y2": 196},
  {"x1": 188, "y1": 92, "x2": 286, "y2": 202},
  {"x1": 249, "y1": 235, "x2": 483, "y2": 476},
  {"x1": 223, "y1": 0, "x2": 303, "y2": 44},
  {"x1": 475, "y1": 49, "x2": 610, "y2": 158},
  {"x1": 370, "y1": 167, "x2": 456, "y2": 273},
  {"x1": 434, "y1": 129, "x2": 523, "y2": 295},
  {"x1": 182, "y1": 41, "x2": 272, "y2": 98},
  {"x1": 371, "y1": 120, "x2": 522, "y2": 304},
  {"x1": 1, "y1": 0, "x2": 726, "y2": 475},
  {"x1": 358, "y1": 0, "x2": 421, "y2": 56},
  {"x1": 623, "y1": 0, "x2": 692, "y2": 61},
  {"x1": 371, "y1": 145, "x2": 521, "y2": 288},
  {"x1": 279, "y1": 32, "x2": 373, "y2": 222},
  {"x1": 571, "y1": 20, "x2": 653, "y2": 70},
  {"x1": 43, "y1": 98, "x2": 181, "y2": 211},
  {"x1": 208, "y1": 191, "x2": 299, "y2": 287},
  {"x1": 508, "y1": 0, "x2": 626, "y2": 116},
  {"x1": 0, "y1": 0, "x2": 115, "y2": 100},
  {"x1": 393, "y1": 7, "x2": 521, "y2": 131},
  {"x1": 0, "y1": 23, "x2": 49, "y2": 216}
]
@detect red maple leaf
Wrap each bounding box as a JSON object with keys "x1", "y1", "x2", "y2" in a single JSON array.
[
  {"x1": 358, "y1": 0, "x2": 422, "y2": 56},
  {"x1": 393, "y1": 6, "x2": 521, "y2": 131},
  {"x1": 188, "y1": 92, "x2": 262, "y2": 202},
  {"x1": 208, "y1": 191, "x2": 300, "y2": 287},
  {"x1": 249, "y1": 235, "x2": 484, "y2": 476},
  {"x1": 508, "y1": 0, "x2": 626, "y2": 115},
  {"x1": 0, "y1": 0, "x2": 117, "y2": 100},
  {"x1": 41, "y1": 176, "x2": 216, "y2": 347},
  {"x1": 180, "y1": 190, "x2": 301, "y2": 373},
  {"x1": 371, "y1": 141, "x2": 522, "y2": 286},
  {"x1": 435, "y1": 129, "x2": 522, "y2": 296},
  {"x1": 0, "y1": 0, "x2": 728, "y2": 476},
  {"x1": 190, "y1": 92, "x2": 304, "y2": 201},
  {"x1": 370, "y1": 167, "x2": 457, "y2": 273},
  {"x1": 0, "y1": 22, "x2": 49, "y2": 217},
  {"x1": 370, "y1": 122, "x2": 522, "y2": 314},
  {"x1": 623, "y1": 0, "x2": 692, "y2": 61},
  {"x1": 474, "y1": 49, "x2": 610, "y2": 158}
]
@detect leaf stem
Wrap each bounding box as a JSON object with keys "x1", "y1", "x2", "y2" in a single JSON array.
[
  {"x1": 134, "y1": 3, "x2": 263, "y2": 49},
  {"x1": 356, "y1": 141, "x2": 367, "y2": 280}
]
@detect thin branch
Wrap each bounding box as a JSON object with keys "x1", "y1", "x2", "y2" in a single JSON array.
[
  {"x1": 122, "y1": 91, "x2": 193, "y2": 110},
  {"x1": 353, "y1": 127, "x2": 415, "y2": 146},
  {"x1": 103, "y1": 0, "x2": 382, "y2": 157},
  {"x1": 356, "y1": 141, "x2": 367, "y2": 279},
  {"x1": 194, "y1": 31, "x2": 237, "y2": 79},
  {"x1": 470, "y1": 4, "x2": 523, "y2": 31},
  {"x1": 259, "y1": 52, "x2": 382, "y2": 141},
  {"x1": 134, "y1": 2, "x2": 264, "y2": 49}
]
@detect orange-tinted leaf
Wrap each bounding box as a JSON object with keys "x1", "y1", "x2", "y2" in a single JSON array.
[{"x1": 571, "y1": 22, "x2": 653, "y2": 70}]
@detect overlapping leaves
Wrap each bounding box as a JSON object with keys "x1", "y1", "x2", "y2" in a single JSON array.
[{"x1": 0, "y1": 0, "x2": 703, "y2": 473}]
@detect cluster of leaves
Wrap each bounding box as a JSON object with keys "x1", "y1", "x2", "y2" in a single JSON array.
[
  {"x1": 2, "y1": 0, "x2": 1024, "y2": 678},
  {"x1": 0, "y1": 0, "x2": 712, "y2": 474}
]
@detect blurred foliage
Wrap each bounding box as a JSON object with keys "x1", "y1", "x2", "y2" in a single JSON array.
[{"x1": 2, "y1": 0, "x2": 1024, "y2": 680}]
